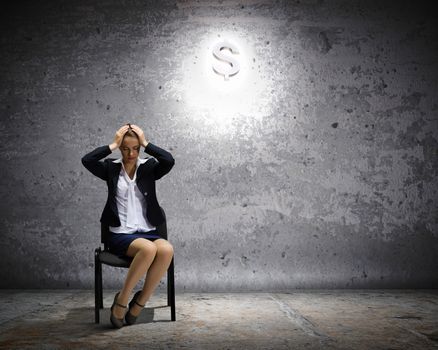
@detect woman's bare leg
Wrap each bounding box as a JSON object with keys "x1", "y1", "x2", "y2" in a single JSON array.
[
  {"x1": 111, "y1": 238, "x2": 157, "y2": 319},
  {"x1": 128, "y1": 238, "x2": 174, "y2": 316}
]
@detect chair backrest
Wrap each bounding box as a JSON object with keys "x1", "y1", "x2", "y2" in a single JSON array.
[{"x1": 101, "y1": 206, "x2": 167, "y2": 251}]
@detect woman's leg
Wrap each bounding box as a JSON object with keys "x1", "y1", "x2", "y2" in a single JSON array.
[
  {"x1": 112, "y1": 238, "x2": 158, "y2": 319},
  {"x1": 128, "y1": 238, "x2": 174, "y2": 316}
]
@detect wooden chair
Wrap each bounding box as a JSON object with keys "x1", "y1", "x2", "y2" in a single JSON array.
[{"x1": 94, "y1": 207, "x2": 175, "y2": 323}]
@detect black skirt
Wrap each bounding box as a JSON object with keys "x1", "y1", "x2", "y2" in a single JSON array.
[{"x1": 107, "y1": 229, "x2": 162, "y2": 258}]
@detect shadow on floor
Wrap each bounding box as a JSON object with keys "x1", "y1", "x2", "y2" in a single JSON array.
[{"x1": 0, "y1": 304, "x2": 176, "y2": 348}]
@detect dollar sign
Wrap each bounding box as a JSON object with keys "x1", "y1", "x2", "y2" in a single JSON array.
[{"x1": 212, "y1": 41, "x2": 240, "y2": 80}]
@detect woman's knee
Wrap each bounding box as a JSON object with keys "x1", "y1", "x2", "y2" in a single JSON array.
[
  {"x1": 156, "y1": 240, "x2": 174, "y2": 258},
  {"x1": 126, "y1": 238, "x2": 158, "y2": 258},
  {"x1": 139, "y1": 242, "x2": 158, "y2": 257}
]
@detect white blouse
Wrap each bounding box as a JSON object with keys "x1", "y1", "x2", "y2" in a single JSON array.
[{"x1": 109, "y1": 157, "x2": 156, "y2": 234}]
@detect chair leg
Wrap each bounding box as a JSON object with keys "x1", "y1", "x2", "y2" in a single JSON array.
[
  {"x1": 98, "y1": 261, "x2": 103, "y2": 309},
  {"x1": 94, "y1": 248, "x2": 100, "y2": 324},
  {"x1": 167, "y1": 256, "x2": 176, "y2": 321}
]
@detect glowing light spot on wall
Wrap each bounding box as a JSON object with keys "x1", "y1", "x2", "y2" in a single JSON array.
[{"x1": 180, "y1": 32, "x2": 272, "y2": 134}]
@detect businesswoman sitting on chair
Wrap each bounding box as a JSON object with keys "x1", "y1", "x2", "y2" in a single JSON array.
[{"x1": 81, "y1": 123, "x2": 175, "y2": 328}]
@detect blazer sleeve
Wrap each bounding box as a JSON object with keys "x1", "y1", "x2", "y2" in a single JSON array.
[
  {"x1": 144, "y1": 142, "x2": 175, "y2": 180},
  {"x1": 81, "y1": 145, "x2": 112, "y2": 181}
]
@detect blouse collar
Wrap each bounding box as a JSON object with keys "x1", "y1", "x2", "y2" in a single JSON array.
[{"x1": 112, "y1": 157, "x2": 149, "y2": 166}]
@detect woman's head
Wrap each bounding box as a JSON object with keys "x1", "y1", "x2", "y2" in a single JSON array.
[{"x1": 120, "y1": 124, "x2": 140, "y2": 164}]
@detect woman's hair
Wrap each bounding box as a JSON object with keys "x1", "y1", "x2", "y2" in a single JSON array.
[{"x1": 123, "y1": 126, "x2": 139, "y2": 140}]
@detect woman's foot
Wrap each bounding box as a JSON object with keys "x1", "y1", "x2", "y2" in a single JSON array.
[
  {"x1": 112, "y1": 293, "x2": 128, "y2": 319},
  {"x1": 110, "y1": 291, "x2": 128, "y2": 329},
  {"x1": 112, "y1": 303, "x2": 126, "y2": 319},
  {"x1": 129, "y1": 299, "x2": 145, "y2": 317},
  {"x1": 125, "y1": 291, "x2": 147, "y2": 325}
]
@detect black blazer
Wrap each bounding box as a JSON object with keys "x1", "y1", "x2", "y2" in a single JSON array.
[{"x1": 81, "y1": 142, "x2": 175, "y2": 227}]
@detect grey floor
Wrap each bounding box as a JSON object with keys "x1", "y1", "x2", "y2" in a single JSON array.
[{"x1": 0, "y1": 290, "x2": 437, "y2": 349}]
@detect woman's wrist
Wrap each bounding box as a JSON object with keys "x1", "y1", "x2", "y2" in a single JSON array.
[
  {"x1": 109, "y1": 142, "x2": 118, "y2": 152},
  {"x1": 143, "y1": 141, "x2": 149, "y2": 148}
]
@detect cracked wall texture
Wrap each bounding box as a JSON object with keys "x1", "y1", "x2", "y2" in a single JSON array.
[{"x1": 0, "y1": 0, "x2": 437, "y2": 290}]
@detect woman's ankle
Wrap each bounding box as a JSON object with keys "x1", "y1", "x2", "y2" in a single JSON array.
[
  {"x1": 137, "y1": 291, "x2": 149, "y2": 306},
  {"x1": 117, "y1": 290, "x2": 130, "y2": 306}
]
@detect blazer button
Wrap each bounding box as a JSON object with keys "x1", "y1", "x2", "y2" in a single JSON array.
[{"x1": 144, "y1": 191, "x2": 148, "y2": 196}]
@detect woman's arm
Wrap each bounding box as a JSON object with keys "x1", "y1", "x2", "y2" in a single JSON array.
[
  {"x1": 144, "y1": 142, "x2": 175, "y2": 180},
  {"x1": 81, "y1": 145, "x2": 112, "y2": 181},
  {"x1": 130, "y1": 124, "x2": 175, "y2": 180},
  {"x1": 81, "y1": 125, "x2": 129, "y2": 181}
]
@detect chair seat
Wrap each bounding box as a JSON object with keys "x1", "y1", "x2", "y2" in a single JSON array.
[{"x1": 99, "y1": 250, "x2": 133, "y2": 267}]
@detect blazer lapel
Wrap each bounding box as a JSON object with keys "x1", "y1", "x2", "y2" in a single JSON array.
[{"x1": 109, "y1": 159, "x2": 122, "y2": 191}]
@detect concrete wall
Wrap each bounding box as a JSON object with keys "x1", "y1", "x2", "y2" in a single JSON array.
[{"x1": 1, "y1": 0, "x2": 437, "y2": 290}]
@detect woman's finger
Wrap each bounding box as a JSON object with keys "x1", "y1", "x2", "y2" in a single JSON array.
[
  {"x1": 132, "y1": 125, "x2": 143, "y2": 134},
  {"x1": 118, "y1": 125, "x2": 128, "y2": 133}
]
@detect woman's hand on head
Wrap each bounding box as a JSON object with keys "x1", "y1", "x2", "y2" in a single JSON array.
[
  {"x1": 130, "y1": 124, "x2": 149, "y2": 147},
  {"x1": 109, "y1": 125, "x2": 130, "y2": 151}
]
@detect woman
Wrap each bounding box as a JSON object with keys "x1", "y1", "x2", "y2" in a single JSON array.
[{"x1": 81, "y1": 123, "x2": 175, "y2": 328}]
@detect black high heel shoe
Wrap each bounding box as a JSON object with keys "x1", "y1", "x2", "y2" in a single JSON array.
[
  {"x1": 125, "y1": 290, "x2": 146, "y2": 325},
  {"x1": 110, "y1": 291, "x2": 127, "y2": 328}
]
